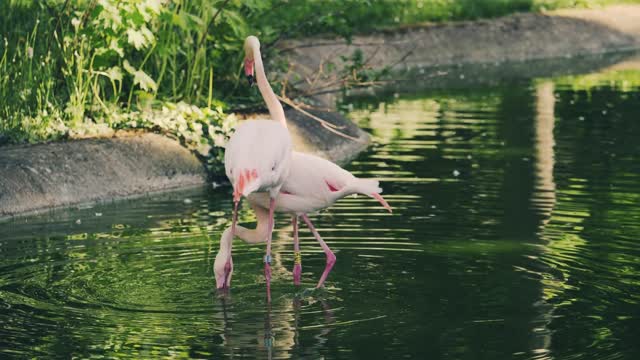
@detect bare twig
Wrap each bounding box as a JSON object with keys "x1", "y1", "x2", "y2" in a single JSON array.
[
  {"x1": 277, "y1": 95, "x2": 342, "y2": 130},
  {"x1": 277, "y1": 95, "x2": 365, "y2": 143}
]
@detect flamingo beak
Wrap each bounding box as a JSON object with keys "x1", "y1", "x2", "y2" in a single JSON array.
[
  {"x1": 244, "y1": 58, "x2": 255, "y2": 87},
  {"x1": 371, "y1": 193, "x2": 393, "y2": 213}
]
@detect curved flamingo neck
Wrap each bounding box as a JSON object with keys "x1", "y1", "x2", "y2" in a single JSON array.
[
  {"x1": 217, "y1": 202, "x2": 271, "y2": 261},
  {"x1": 218, "y1": 227, "x2": 234, "y2": 257},
  {"x1": 251, "y1": 45, "x2": 287, "y2": 129}
]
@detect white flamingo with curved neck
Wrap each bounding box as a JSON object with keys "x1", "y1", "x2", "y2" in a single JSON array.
[
  {"x1": 215, "y1": 152, "x2": 392, "y2": 290},
  {"x1": 223, "y1": 35, "x2": 292, "y2": 301},
  {"x1": 214, "y1": 36, "x2": 392, "y2": 292}
]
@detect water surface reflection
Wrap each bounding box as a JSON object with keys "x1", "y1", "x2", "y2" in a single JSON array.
[{"x1": 2, "y1": 65, "x2": 640, "y2": 359}]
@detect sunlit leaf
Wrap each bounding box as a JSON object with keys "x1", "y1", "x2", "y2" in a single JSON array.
[
  {"x1": 123, "y1": 60, "x2": 157, "y2": 92},
  {"x1": 126, "y1": 28, "x2": 147, "y2": 50}
]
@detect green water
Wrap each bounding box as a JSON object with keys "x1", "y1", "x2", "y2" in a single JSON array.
[{"x1": 2, "y1": 67, "x2": 640, "y2": 359}]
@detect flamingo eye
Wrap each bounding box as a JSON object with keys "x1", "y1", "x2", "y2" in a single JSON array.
[{"x1": 271, "y1": 162, "x2": 277, "y2": 171}]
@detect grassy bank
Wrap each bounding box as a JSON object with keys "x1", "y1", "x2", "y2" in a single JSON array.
[{"x1": 1, "y1": 0, "x2": 639, "y2": 168}]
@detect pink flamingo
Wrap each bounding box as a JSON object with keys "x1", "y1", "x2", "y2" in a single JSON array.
[
  {"x1": 214, "y1": 36, "x2": 391, "y2": 292},
  {"x1": 214, "y1": 152, "x2": 392, "y2": 289},
  {"x1": 223, "y1": 36, "x2": 292, "y2": 301}
]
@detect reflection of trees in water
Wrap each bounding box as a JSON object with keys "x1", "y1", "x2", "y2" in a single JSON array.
[
  {"x1": 0, "y1": 188, "x2": 242, "y2": 358},
  {"x1": 4, "y1": 78, "x2": 640, "y2": 358},
  {"x1": 210, "y1": 80, "x2": 640, "y2": 358},
  {"x1": 352, "y1": 79, "x2": 638, "y2": 357},
  {"x1": 527, "y1": 80, "x2": 557, "y2": 357},
  {"x1": 537, "y1": 84, "x2": 640, "y2": 358},
  {"x1": 349, "y1": 85, "x2": 558, "y2": 357}
]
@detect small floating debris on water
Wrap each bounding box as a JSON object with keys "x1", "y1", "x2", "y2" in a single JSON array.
[
  {"x1": 459, "y1": 74, "x2": 465, "y2": 80},
  {"x1": 467, "y1": 154, "x2": 472, "y2": 160},
  {"x1": 453, "y1": 170, "x2": 460, "y2": 177},
  {"x1": 183, "y1": 198, "x2": 193, "y2": 204},
  {"x1": 578, "y1": 116, "x2": 585, "y2": 121},
  {"x1": 602, "y1": 110, "x2": 607, "y2": 115},
  {"x1": 431, "y1": 205, "x2": 437, "y2": 209},
  {"x1": 95, "y1": 212, "x2": 102, "y2": 217},
  {"x1": 211, "y1": 182, "x2": 222, "y2": 189},
  {"x1": 75, "y1": 219, "x2": 82, "y2": 225}
]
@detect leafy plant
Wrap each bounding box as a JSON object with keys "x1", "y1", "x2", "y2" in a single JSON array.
[{"x1": 2, "y1": 0, "x2": 640, "y2": 174}]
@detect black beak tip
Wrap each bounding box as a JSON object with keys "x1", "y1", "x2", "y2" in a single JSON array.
[{"x1": 247, "y1": 75, "x2": 255, "y2": 87}]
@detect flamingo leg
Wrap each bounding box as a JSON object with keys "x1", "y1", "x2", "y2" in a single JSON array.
[
  {"x1": 264, "y1": 197, "x2": 276, "y2": 302},
  {"x1": 292, "y1": 215, "x2": 302, "y2": 285},
  {"x1": 301, "y1": 214, "x2": 336, "y2": 288}
]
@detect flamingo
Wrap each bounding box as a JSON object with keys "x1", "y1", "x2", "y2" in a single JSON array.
[
  {"x1": 214, "y1": 152, "x2": 392, "y2": 290},
  {"x1": 214, "y1": 36, "x2": 392, "y2": 292},
  {"x1": 223, "y1": 36, "x2": 292, "y2": 301}
]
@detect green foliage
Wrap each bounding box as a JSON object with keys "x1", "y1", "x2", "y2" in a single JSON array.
[
  {"x1": 0, "y1": 0, "x2": 244, "y2": 169},
  {"x1": 2, "y1": 0, "x2": 640, "y2": 164}
]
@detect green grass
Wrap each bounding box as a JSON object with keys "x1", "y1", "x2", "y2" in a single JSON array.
[{"x1": 1, "y1": 0, "x2": 639, "y2": 157}]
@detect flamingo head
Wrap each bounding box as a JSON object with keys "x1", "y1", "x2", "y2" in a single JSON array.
[
  {"x1": 243, "y1": 36, "x2": 259, "y2": 86},
  {"x1": 214, "y1": 250, "x2": 234, "y2": 290}
]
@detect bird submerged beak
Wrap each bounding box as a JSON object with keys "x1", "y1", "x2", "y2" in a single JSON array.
[
  {"x1": 215, "y1": 258, "x2": 233, "y2": 290},
  {"x1": 244, "y1": 58, "x2": 255, "y2": 87}
]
